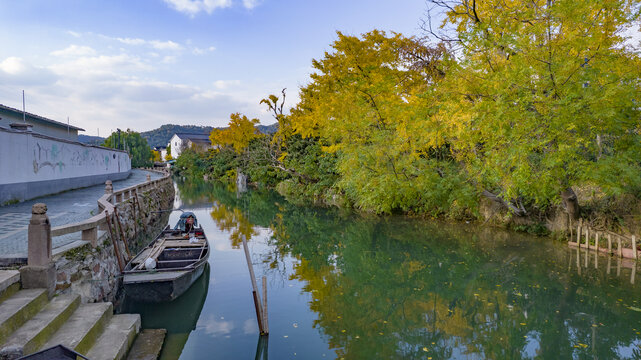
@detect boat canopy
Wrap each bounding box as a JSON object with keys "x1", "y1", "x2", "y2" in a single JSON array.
[{"x1": 174, "y1": 212, "x2": 198, "y2": 231}]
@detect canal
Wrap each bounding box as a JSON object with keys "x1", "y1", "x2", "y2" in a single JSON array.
[{"x1": 121, "y1": 180, "x2": 641, "y2": 359}]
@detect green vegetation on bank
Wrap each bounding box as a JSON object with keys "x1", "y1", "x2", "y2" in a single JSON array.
[
  {"x1": 173, "y1": 0, "x2": 641, "y2": 232},
  {"x1": 103, "y1": 129, "x2": 153, "y2": 168}
]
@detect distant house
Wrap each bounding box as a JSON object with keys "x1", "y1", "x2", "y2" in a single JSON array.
[
  {"x1": 0, "y1": 103, "x2": 84, "y2": 141},
  {"x1": 168, "y1": 133, "x2": 212, "y2": 158},
  {"x1": 154, "y1": 146, "x2": 167, "y2": 160}
]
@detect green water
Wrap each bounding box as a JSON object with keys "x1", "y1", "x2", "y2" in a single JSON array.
[{"x1": 121, "y1": 180, "x2": 641, "y2": 359}]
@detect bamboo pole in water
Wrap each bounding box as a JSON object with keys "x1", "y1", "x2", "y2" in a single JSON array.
[
  {"x1": 242, "y1": 236, "x2": 267, "y2": 334},
  {"x1": 262, "y1": 276, "x2": 269, "y2": 334}
]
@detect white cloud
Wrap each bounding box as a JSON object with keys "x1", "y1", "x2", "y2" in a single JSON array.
[
  {"x1": 0, "y1": 57, "x2": 57, "y2": 86},
  {"x1": 116, "y1": 37, "x2": 146, "y2": 46},
  {"x1": 242, "y1": 0, "x2": 260, "y2": 9},
  {"x1": 192, "y1": 46, "x2": 216, "y2": 55},
  {"x1": 66, "y1": 30, "x2": 81, "y2": 38},
  {"x1": 150, "y1": 40, "x2": 183, "y2": 51},
  {"x1": 161, "y1": 55, "x2": 178, "y2": 64},
  {"x1": 213, "y1": 80, "x2": 240, "y2": 89},
  {"x1": 163, "y1": 0, "x2": 232, "y2": 16},
  {"x1": 51, "y1": 45, "x2": 97, "y2": 57}
]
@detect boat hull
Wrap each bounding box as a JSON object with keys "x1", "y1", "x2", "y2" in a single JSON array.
[{"x1": 124, "y1": 259, "x2": 207, "y2": 302}]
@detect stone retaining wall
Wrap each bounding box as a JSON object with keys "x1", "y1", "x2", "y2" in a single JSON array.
[{"x1": 53, "y1": 177, "x2": 174, "y2": 303}]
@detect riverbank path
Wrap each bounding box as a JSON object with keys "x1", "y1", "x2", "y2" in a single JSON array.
[{"x1": 0, "y1": 169, "x2": 164, "y2": 260}]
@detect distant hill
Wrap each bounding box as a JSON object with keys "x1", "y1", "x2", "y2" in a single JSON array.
[
  {"x1": 256, "y1": 123, "x2": 279, "y2": 135},
  {"x1": 141, "y1": 123, "x2": 279, "y2": 148},
  {"x1": 78, "y1": 134, "x2": 105, "y2": 146},
  {"x1": 79, "y1": 123, "x2": 279, "y2": 149},
  {"x1": 141, "y1": 124, "x2": 213, "y2": 148}
]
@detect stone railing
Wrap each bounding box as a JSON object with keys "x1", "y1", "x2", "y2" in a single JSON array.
[
  {"x1": 568, "y1": 219, "x2": 638, "y2": 260},
  {"x1": 22, "y1": 168, "x2": 173, "y2": 301},
  {"x1": 50, "y1": 169, "x2": 171, "y2": 248}
]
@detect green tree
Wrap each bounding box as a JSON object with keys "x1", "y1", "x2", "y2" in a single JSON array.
[
  {"x1": 291, "y1": 30, "x2": 474, "y2": 215},
  {"x1": 165, "y1": 144, "x2": 173, "y2": 161},
  {"x1": 426, "y1": 0, "x2": 641, "y2": 218},
  {"x1": 103, "y1": 129, "x2": 153, "y2": 168}
]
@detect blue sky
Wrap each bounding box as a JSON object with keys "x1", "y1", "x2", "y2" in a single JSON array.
[{"x1": 0, "y1": 0, "x2": 428, "y2": 136}]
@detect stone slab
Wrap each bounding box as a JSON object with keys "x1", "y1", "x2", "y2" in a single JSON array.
[
  {"x1": 0, "y1": 270, "x2": 20, "y2": 294},
  {"x1": 126, "y1": 329, "x2": 166, "y2": 360},
  {"x1": 0, "y1": 289, "x2": 48, "y2": 345},
  {"x1": 86, "y1": 314, "x2": 141, "y2": 360},
  {"x1": 42, "y1": 302, "x2": 113, "y2": 354},
  {"x1": 0, "y1": 293, "x2": 80, "y2": 358}
]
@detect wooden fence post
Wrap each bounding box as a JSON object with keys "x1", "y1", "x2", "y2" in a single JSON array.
[
  {"x1": 607, "y1": 234, "x2": 612, "y2": 254},
  {"x1": 632, "y1": 235, "x2": 637, "y2": 260}
]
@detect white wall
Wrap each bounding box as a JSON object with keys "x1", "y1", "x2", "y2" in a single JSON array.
[
  {"x1": 0, "y1": 128, "x2": 131, "y2": 203},
  {"x1": 169, "y1": 134, "x2": 184, "y2": 158}
]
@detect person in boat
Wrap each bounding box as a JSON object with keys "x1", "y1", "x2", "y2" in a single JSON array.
[
  {"x1": 185, "y1": 215, "x2": 196, "y2": 233},
  {"x1": 174, "y1": 212, "x2": 198, "y2": 234}
]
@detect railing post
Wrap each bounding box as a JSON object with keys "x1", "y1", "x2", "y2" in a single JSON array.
[
  {"x1": 632, "y1": 235, "x2": 637, "y2": 260},
  {"x1": 146, "y1": 174, "x2": 151, "y2": 182},
  {"x1": 82, "y1": 226, "x2": 98, "y2": 247},
  {"x1": 105, "y1": 180, "x2": 114, "y2": 204},
  {"x1": 20, "y1": 203, "x2": 56, "y2": 297}
]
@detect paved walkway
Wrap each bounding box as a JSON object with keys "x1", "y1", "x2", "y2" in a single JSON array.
[{"x1": 0, "y1": 169, "x2": 163, "y2": 258}]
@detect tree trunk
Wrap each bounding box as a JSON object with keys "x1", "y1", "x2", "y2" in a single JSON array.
[
  {"x1": 561, "y1": 187, "x2": 579, "y2": 220},
  {"x1": 482, "y1": 190, "x2": 527, "y2": 217}
]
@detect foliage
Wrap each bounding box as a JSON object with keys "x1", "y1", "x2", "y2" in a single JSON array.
[
  {"x1": 151, "y1": 150, "x2": 162, "y2": 162},
  {"x1": 103, "y1": 129, "x2": 153, "y2": 168},
  {"x1": 165, "y1": 144, "x2": 173, "y2": 161},
  {"x1": 428, "y1": 0, "x2": 641, "y2": 210},
  {"x1": 209, "y1": 113, "x2": 262, "y2": 153},
  {"x1": 290, "y1": 30, "x2": 476, "y2": 216}
]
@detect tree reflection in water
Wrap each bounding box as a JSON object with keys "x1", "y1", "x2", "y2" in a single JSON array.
[{"x1": 179, "y1": 180, "x2": 641, "y2": 359}]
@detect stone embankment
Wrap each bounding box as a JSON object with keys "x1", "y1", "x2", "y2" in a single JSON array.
[
  {"x1": 52, "y1": 170, "x2": 174, "y2": 303},
  {"x1": 0, "y1": 168, "x2": 174, "y2": 360}
]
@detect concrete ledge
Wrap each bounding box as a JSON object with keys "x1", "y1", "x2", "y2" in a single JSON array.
[{"x1": 0, "y1": 170, "x2": 131, "y2": 204}]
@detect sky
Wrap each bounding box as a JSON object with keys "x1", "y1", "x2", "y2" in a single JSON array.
[{"x1": 0, "y1": 0, "x2": 428, "y2": 136}]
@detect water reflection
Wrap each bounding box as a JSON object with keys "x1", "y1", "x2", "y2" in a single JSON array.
[
  {"x1": 194, "y1": 180, "x2": 641, "y2": 359},
  {"x1": 121, "y1": 264, "x2": 210, "y2": 359}
]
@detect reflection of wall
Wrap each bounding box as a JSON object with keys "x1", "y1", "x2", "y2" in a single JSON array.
[{"x1": 0, "y1": 127, "x2": 131, "y2": 203}]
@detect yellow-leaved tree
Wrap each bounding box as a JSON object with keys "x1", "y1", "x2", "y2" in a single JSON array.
[
  {"x1": 210, "y1": 112, "x2": 261, "y2": 153},
  {"x1": 291, "y1": 30, "x2": 475, "y2": 215},
  {"x1": 426, "y1": 0, "x2": 641, "y2": 218}
]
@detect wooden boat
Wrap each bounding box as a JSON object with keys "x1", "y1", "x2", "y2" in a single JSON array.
[{"x1": 123, "y1": 212, "x2": 210, "y2": 302}]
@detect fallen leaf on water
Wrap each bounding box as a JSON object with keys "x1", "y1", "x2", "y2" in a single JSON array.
[
  {"x1": 627, "y1": 306, "x2": 641, "y2": 312},
  {"x1": 422, "y1": 347, "x2": 428, "y2": 352},
  {"x1": 520, "y1": 323, "x2": 526, "y2": 326}
]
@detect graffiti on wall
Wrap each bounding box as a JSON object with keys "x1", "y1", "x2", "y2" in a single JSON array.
[{"x1": 32, "y1": 140, "x2": 122, "y2": 175}]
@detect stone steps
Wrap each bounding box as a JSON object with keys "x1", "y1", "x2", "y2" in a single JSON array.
[
  {"x1": 126, "y1": 329, "x2": 166, "y2": 360},
  {"x1": 86, "y1": 314, "x2": 141, "y2": 360},
  {"x1": 0, "y1": 293, "x2": 80, "y2": 359},
  {"x1": 0, "y1": 271, "x2": 20, "y2": 303},
  {"x1": 0, "y1": 276, "x2": 155, "y2": 360},
  {"x1": 42, "y1": 302, "x2": 113, "y2": 355},
  {"x1": 0, "y1": 289, "x2": 48, "y2": 346}
]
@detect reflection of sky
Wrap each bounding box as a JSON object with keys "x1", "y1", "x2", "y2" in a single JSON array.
[
  {"x1": 197, "y1": 314, "x2": 234, "y2": 337},
  {"x1": 616, "y1": 339, "x2": 641, "y2": 358}
]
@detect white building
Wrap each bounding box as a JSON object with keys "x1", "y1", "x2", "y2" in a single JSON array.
[{"x1": 168, "y1": 133, "x2": 212, "y2": 158}]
